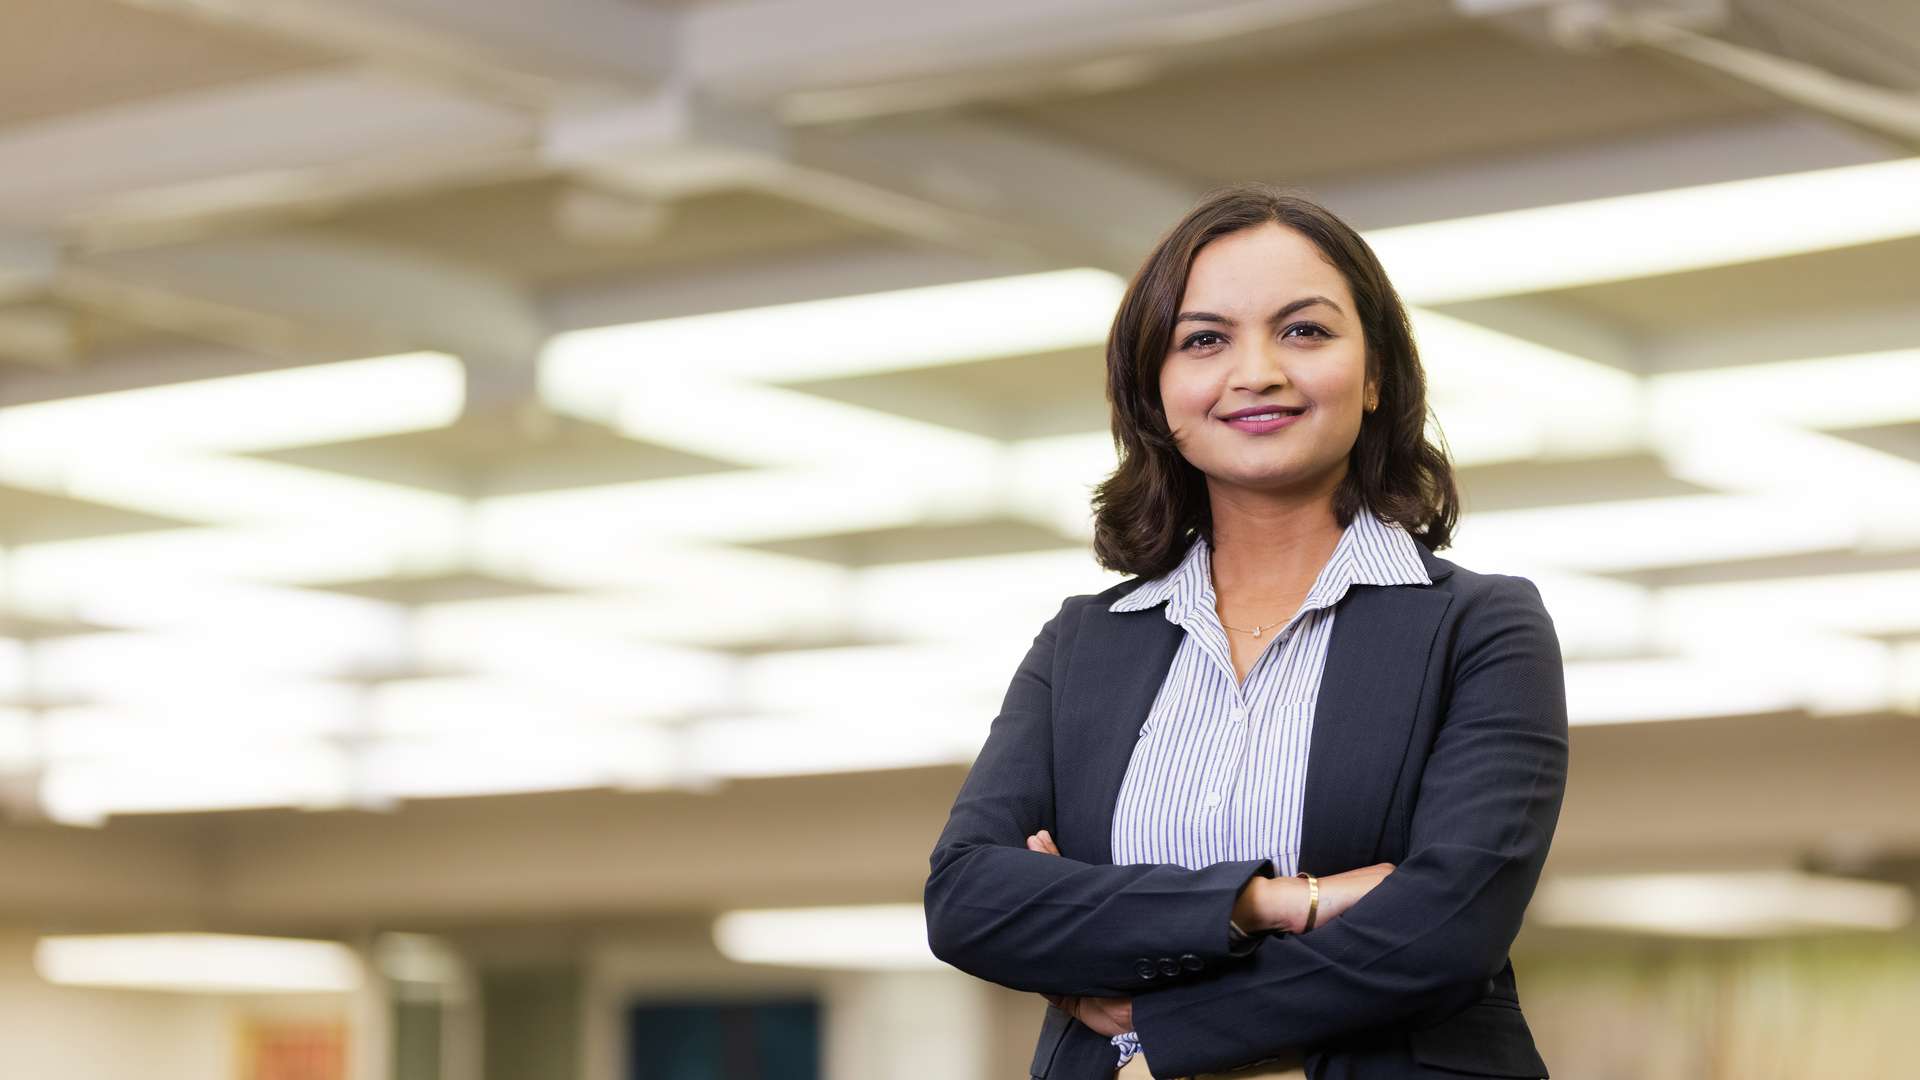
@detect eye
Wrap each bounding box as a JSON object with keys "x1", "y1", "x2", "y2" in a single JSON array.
[
  {"x1": 1284, "y1": 322, "x2": 1330, "y2": 340},
  {"x1": 1181, "y1": 330, "x2": 1225, "y2": 351}
]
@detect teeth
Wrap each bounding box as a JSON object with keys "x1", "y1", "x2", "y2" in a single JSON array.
[{"x1": 1233, "y1": 412, "x2": 1284, "y2": 421}]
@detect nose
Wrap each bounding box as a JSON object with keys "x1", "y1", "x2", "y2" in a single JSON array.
[{"x1": 1227, "y1": 333, "x2": 1290, "y2": 395}]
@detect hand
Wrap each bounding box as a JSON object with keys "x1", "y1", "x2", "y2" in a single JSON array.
[
  {"x1": 1027, "y1": 831, "x2": 1135, "y2": 1037},
  {"x1": 1042, "y1": 991, "x2": 1134, "y2": 1037},
  {"x1": 1296, "y1": 862, "x2": 1396, "y2": 931}
]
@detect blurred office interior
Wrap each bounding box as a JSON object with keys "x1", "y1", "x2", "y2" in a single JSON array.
[{"x1": 0, "y1": 0, "x2": 1916, "y2": 1078}]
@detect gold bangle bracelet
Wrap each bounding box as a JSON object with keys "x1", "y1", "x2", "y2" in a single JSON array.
[{"x1": 1296, "y1": 871, "x2": 1319, "y2": 932}]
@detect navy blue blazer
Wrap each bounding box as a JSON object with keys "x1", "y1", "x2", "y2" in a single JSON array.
[{"x1": 924, "y1": 542, "x2": 1567, "y2": 1079}]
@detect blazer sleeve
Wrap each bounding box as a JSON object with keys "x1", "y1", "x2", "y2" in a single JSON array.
[
  {"x1": 923, "y1": 595, "x2": 1278, "y2": 998},
  {"x1": 1128, "y1": 574, "x2": 1570, "y2": 1077}
]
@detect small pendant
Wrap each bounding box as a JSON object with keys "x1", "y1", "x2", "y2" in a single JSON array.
[{"x1": 1253, "y1": 627, "x2": 1262, "y2": 637}]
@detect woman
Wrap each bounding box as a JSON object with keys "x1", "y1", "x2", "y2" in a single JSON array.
[{"x1": 923, "y1": 183, "x2": 1568, "y2": 1080}]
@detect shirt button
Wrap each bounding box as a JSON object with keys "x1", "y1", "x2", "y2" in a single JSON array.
[
  {"x1": 1230, "y1": 704, "x2": 1247, "y2": 722},
  {"x1": 1203, "y1": 791, "x2": 1222, "y2": 807}
]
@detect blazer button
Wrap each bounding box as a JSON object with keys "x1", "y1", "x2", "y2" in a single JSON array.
[
  {"x1": 1134, "y1": 958, "x2": 1157, "y2": 980},
  {"x1": 1157, "y1": 957, "x2": 1181, "y2": 977},
  {"x1": 1179, "y1": 953, "x2": 1203, "y2": 972}
]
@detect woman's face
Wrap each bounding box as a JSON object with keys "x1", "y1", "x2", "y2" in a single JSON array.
[{"x1": 1158, "y1": 222, "x2": 1372, "y2": 504}]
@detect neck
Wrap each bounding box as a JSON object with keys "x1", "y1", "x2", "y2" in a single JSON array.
[{"x1": 1206, "y1": 488, "x2": 1344, "y2": 603}]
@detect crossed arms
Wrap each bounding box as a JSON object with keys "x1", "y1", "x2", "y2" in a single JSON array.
[{"x1": 922, "y1": 575, "x2": 1569, "y2": 1075}]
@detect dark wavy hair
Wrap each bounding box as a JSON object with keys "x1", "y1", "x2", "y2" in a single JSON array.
[{"x1": 1089, "y1": 181, "x2": 1459, "y2": 579}]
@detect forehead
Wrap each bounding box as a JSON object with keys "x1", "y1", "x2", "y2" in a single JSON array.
[{"x1": 1180, "y1": 223, "x2": 1350, "y2": 310}]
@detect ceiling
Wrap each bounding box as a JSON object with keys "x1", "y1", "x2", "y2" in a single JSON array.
[{"x1": 0, "y1": 0, "x2": 1915, "y2": 926}]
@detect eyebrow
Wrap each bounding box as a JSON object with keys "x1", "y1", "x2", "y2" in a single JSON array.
[{"x1": 1175, "y1": 295, "x2": 1345, "y2": 327}]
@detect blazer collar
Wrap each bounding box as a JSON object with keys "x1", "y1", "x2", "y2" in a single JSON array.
[
  {"x1": 1060, "y1": 536, "x2": 1454, "y2": 874},
  {"x1": 1110, "y1": 510, "x2": 1436, "y2": 617}
]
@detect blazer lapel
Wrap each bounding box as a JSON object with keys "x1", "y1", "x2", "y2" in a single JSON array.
[
  {"x1": 1298, "y1": 564, "x2": 1453, "y2": 875},
  {"x1": 1056, "y1": 599, "x2": 1184, "y2": 866}
]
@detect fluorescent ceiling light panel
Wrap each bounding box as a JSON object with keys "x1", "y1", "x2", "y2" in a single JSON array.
[
  {"x1": 686, "y1": 708, "x2": 994, "y2": 780},
  {"x1": 0, "y1": 638, "x2": 26, "y2": 699},
  {"x1": 0, "y1": 352, "x2": 463, "y2": 460},
  {"x1": 358, "y1": 729, "x2": 677, "y2": 799},
  {"x1": 1648, "y1": 346, "x2": 1920, "y2": 431},
  {"x1": 471, "y1": 531, "x2": 844, "y2": 598},
  {"x1": 1411, "y1": 308, "x2": 1642, "y2": 461},
  {"x1": 738, "y1": 641, "x2": 1035, "y2": 714},
  {"x1": 47, "y1": 453, "x2": 466, "y2": 529},
  {"x1": 1565, "y1": 633, "x2": 1902, "y2": 724},
  {"x1": 536, "y1": 270, "x2": 1114, "y2": 501},
  {"x1": 59, "y1": 578, "x2": 403, "y2": 637},
  {"x1": 1562, "y1": 655, "x2": 1802, "y2": 726},
  {"x1": 0, "y1": 707, "x2": 34, "y2": 773},
  {"x1": 1650, "y1": 421, "x2": 1920, "y2": 547},
  {"x1": 1535, "y1": 870, "x2": 1914, "y2": 937},
  {"x1": 39, "y1": 689, "x2": 361, "y2": 755},
  {"x1": 30, "y1": 630, "x2": 379, "y2": 695},
  {"x1": 371, "y1": 933, "x2": 466, "y2": 988},
  {"x1": 40, "y1": 743, "x2": 352, "y2": 824},
  {"x1": 849, "y1": 548, "x2": 1121, "y2": 644},
  {"x1": 610, "y1": 371, "x2": 1001, "y2": 470},
  {"x1": 35, "y1": 933, "x2": 361, "y2": 993},
  {"x1": 713, "y1": 903, "x2": 941, "y2": 971},
  {"x1": 368, "y1": 676, "x2": 643, "y2": 734},
  {"x1": 1367, "y1": 156, "x2": 1920, "y2": 303},
  {"x1": 409, "y1": 613, "x2": 733, "y2": 716},
  {"x1": 10, "y1": 523, "x2": 464, "y2": 597},
  {"x1": 1003, "y1": 431, "x2": 1117, "y2": 539},
  {"x1": 478, "y1": 461, "x2": 1004, "y2": 547},
  {"x1": 1658, "y1": 570, "x2": 1920, "y2": 643},
  {"x1": 1456, "y1": 493, "x2": 1863, "y2": 573},
  {"x1": 541, "y1": 267, "x2": 1122, "y2": 408},
  {"x1": 1895, "y1": 642, "x2": 1920, "y2": 715},
  {"x1": 461, "y1": 548, "x2": 848, "y2": 645}
]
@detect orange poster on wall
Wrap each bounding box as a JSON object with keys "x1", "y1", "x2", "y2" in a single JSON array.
[{"x1": 237, "y1": 1018, "x2": 347, "y2": 1080}]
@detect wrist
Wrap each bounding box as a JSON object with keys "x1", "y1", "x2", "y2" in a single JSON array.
[
  {"x1": 1233, "y1": 876, "x2": 1292, "y2": 933},
  {"x1": 1267, "y1": 875, "x2": 1311, "y2": 933},
  {"x1": 1232, "y1": 874, "x2": 1276, "y2": 933}
]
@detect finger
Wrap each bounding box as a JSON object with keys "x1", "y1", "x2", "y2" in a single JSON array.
[{"x1": 1039, "y1": 829, "x2": 1060, "y2": 854}]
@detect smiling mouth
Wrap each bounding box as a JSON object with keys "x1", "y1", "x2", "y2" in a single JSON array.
[{"x1": 1220, "y1": 408, "x2": 1306, "y2": 422}]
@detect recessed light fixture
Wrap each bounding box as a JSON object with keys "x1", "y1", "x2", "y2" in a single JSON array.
[
  {"x1": 713, "y1": 903, "x2": 940, "y2": 970},
  {"x1": 1535, "y1": 870, "x2": 1914, "y2": 937},
  {"x1": 34, "y1": 933, "x2": 362, "y2": 993}
]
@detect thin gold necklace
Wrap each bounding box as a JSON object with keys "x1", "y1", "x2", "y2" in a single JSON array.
[
  {"x1": 1218, "y1": 614, "x2": 1289, "y2": 638},
  {"x1": 1210, "y1": 572, "x2": 1293, "y2": 637}
]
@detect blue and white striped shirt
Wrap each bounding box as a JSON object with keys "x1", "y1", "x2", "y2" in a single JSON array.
[{"x1": 1103, "y1": 508, "x2": 1433, "y2": 1067}]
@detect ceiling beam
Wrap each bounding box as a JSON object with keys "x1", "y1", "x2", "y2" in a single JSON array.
[
  {"x1": 0, "y1": 70, "x2": 533, "y2": 243},
  {"x1": 683, "y1": 0, "x2": 1390, "y2": 118},
  {"x1": 113, "y1": 0, "x2": 678, "y2": 108},
  {"x1": 62, "y1": 232, "x2": 545, "y2": 371},
  {"x1": 1315, "y1": 112, "x2": 1900, "y2": 229}
]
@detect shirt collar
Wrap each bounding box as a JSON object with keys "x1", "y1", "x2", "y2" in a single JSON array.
[{"x1": 1108, "y1": 509, "x2": 1433, "y2": 622}]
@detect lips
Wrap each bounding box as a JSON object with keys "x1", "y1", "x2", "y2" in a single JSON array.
[
  {"x1": 1219, "y1": 407, "x2": 1307, "y2": 433},
  {"x1": 1218, "y1": 406, "x2": 1306, "y2": 421}
]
